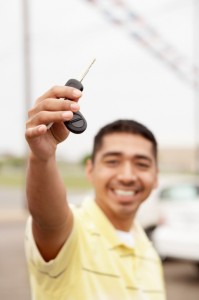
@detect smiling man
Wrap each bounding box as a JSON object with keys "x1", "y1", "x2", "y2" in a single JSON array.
[{"x1": 25, "y1": 85, "x2": 166, "y2": 300}]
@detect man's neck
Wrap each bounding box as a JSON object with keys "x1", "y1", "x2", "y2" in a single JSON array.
[{"x1": 95, "y1": 201, "x2": 135, "y2": 232}]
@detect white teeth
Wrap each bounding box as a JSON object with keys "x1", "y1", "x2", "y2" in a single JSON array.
[{"x1": 114, "y1": 190, "x2": 135, "y2": 196}]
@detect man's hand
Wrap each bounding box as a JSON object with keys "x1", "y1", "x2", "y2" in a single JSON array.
[{"x1": 25, "y1": 85, "x2": 82, "y2": 161}]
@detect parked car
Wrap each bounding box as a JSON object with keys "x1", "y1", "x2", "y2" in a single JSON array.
[
  {"x1": 151, "y1": 176, "x2": 199, "y2": 263},
  {"x1": 136, "y1": 189, "x2": 159, "y2": 235}
]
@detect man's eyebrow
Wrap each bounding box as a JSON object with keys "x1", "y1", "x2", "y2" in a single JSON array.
[{"x1": 102, "y1": 152, "x2": 122, "y2": 158}]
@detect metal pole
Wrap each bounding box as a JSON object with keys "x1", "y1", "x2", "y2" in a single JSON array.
[
  {"x1": 194, "y1": 0, "x2": 199, "y2": 173},
  {"x1": 22, "y1": 0, "x2": 32, "y2": 123}
]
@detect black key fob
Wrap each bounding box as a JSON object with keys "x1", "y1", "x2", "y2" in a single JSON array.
[{"x1": 64, "y1": 79, "x2": 87, "y2": 134}]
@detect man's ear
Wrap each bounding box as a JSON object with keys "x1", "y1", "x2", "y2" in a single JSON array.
[{"x1": 85, "y1": 159, "x2": 94, "y2": 183}]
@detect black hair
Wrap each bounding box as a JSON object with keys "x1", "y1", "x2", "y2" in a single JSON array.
[{"x1": 91, "y1": 119, "x2": 158, "y2": 162}]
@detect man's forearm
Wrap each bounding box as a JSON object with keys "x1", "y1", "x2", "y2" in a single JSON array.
[{"x1": 26, "y1": 154, "x2": 69, "y2": 229}]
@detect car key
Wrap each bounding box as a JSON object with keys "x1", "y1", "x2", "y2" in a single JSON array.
[
  {"x1": 47, "y1": 59, "x2": 96, "y2": 133},
  {"x1": 64, "y1": 58, "x2": 96, "y2": 134}
]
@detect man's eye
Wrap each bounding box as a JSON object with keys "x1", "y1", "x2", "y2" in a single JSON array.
[
  {"x1": 105, "y1": 160, "x2": 119, "y2": 166},
  {"x1": 136, "y1": 162, "x2": 150, "y2": 168}
]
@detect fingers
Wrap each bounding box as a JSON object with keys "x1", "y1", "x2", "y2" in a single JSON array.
[
  {"x1": 26, "y1": 85, "x2": 82, "y2": 132},
  {"x1": 29, "y1": 98, "x2": 80, "y2": 118},
  {"x1": 36, "y1": 85, "x2": 82, "y2": 104},
  {"x1": 26, "y1": 110, "x2": 73, "y2": 130},
  {"x1": 25, "y1": 124, "x2": 47, "y2": 139}
]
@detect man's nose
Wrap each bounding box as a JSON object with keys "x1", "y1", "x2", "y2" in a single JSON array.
[{"x1": 117, "y1": 163, "x2": 137, "y2": 182}]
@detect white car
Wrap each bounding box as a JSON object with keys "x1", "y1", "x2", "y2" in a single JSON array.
[
  {"x1": 151, "y1": 177, "x2": 199, "y2": 262},
  {"x1": 136, "y1": 189, "x2": 159, "y2": 235}
]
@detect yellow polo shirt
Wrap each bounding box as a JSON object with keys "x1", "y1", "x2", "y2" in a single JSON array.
[{"x1": 25, "y1": 199, "x2": 166, "y2": 300}]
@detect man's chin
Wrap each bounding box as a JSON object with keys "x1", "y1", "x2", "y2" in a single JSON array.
[{"x1": 114, "y1": 203, "x2": 137, "y2": 218}]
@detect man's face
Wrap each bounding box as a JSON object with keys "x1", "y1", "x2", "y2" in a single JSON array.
[{"x1": 86, "y1": 133, "x2": 158, "y2": 228}]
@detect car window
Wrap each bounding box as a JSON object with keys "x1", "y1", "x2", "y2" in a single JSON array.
[{"x1": 159, "y1": 184, "x2": 199, "y2": 201}]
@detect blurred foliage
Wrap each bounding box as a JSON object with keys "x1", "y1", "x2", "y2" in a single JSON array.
[
  {"x1": 0, "y1": 155, "x2": 26, "y2": 169},
  {"x1": 80, "y1": 153, "x2": 91, "y2": 166},
  {"x1": 0, "y1": 155, "x2": 91, "y2": 190}
]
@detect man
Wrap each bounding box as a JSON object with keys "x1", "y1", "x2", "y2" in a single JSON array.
[{"x1": 25, "y1": 85, "x2": 166, "y2": 299}]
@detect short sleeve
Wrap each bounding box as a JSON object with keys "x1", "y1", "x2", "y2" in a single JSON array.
[{"x1": 25, "y1": 215, "x2": 80, "y2": 296}]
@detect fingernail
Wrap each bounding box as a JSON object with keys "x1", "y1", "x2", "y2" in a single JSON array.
[
  {"x1": 62, "y1": 111, "x2": 72, "y2": 119},
  {"x1": 72, "y1": 89, "x2": 82, "y2": 97},
  {"x1": 70, "y1": 102, "x2": 79, "y2": 110}
]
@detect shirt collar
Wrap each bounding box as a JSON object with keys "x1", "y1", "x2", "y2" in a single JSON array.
[{"x1": 82, "y1": 198, "x2": 136, "y2": 249}]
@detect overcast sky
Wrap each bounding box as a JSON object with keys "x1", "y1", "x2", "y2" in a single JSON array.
[{"x1": 0, "y1": 0, "x2": 195, "y2": 161}]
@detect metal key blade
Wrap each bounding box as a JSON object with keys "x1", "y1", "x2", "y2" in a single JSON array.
[{"x1": 80, "y1": 58, "x2": 96, "y2": 82}]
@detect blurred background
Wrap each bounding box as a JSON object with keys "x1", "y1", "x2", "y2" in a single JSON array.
[{"x1": 0, "y1": 0, "x2": 199, "y2": 299}]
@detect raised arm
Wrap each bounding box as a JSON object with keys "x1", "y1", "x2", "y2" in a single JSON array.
[{"x1": 25, "y1": 85, "x2": 82, "y2": 261}]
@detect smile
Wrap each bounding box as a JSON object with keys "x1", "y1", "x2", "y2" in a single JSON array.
[{"x1": 114, "y1": 189, "x2": 136, "y2": 196}]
